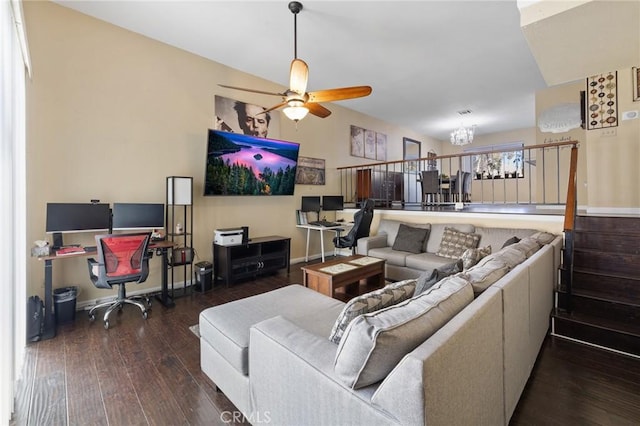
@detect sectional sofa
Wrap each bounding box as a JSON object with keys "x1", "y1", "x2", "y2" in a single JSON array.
[
  {"x1": 199, "y1": 221, "x2": 561, "y2": 425},
  {"x1": 358, "y1": 219, "x2": 552, "y2": 282}
]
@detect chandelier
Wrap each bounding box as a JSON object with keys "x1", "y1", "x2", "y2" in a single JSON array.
[{"x1": 450, "y1": 124, "x2": 475, "y2": 146}]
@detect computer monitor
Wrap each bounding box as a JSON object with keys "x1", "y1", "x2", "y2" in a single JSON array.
[
  {"x1": 112, "y1": 203, "x2": 165, "y2": 231},
  {"x1": 46, "y1": 203, "x2": 111, "y2": 233},
  {"x1": 322, "y1": 195, "x2": 344, "y2": 211},
  {"x1": 46, "y1": 203, "x2": 111, "y2": 248},
  {"x1": 301, "y1": 196, "x2": 321, "y2": 213}
]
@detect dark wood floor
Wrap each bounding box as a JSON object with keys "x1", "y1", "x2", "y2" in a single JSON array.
[{"x1": 12, "y1": 263, "x2": 640, "y2": 426}]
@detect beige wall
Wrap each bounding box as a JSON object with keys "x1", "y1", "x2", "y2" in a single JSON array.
[
  {"x1": 534, "y1": 70, "x2": 640, "y2": 212},
  {"x1": 24, "y1": 1, "x2": 431, "y2": 303},
  {"x1": 24, "y1": 1, "x2": 639, "y2": 305},
  {"x1": 583, "y1": 67, "x2": 640, "y2": 212}
]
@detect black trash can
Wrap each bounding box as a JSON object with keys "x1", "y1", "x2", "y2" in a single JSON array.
[
  {"x1": 194, "y1": 261, "x2": 213, "y2": 292},
  {"x1": 53, "y1": 286, "x2": 78, "y2": 325}
]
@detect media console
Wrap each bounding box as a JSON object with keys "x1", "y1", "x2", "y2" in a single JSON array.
[{"x1": 213, "y1": 235, "x2": 291, "y2": 286}]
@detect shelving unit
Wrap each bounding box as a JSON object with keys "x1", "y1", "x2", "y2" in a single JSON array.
[{"x1": 165, "y1": 176, "x2": 193, "y2": 302}]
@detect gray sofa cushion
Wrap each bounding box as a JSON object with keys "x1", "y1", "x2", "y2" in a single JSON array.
[
  {"x1": 462, "y1": 258, "x2": 510, "y2": 295},
  {"x1": 531, "y1": 231, "x2": 556, "y2": 245},
  {"x1": 334, "y1": 275, "x2": 474, "y2": 389},
  {"x1": 480, "y1": 246, "x2": 526, "y2": 269},
  {"x1": 475, "y1": 227, "x2": 537, "y2": 252},
  {"x1": 414, "y1": 259, "x2": 463, "y2": 295},
  {"x1": 328, "y1": 279, "x2": 417, "y2": 344},
  {"x1": 392, "y1": 224, "x2": 430, "y2": 254},
  {"x1": 368, "y1": 247, "x2": 412, "y2": 267},
  {"x1": 436, "y1": 227, "x2": 481, "y2": 259},
  {"x1": 377, "y1": 220, "x2": 431, "y2": 248},
  {"x1": 199, "y1": 285, "x2": 344, "y2": 376},
  {"x1": 511, "y1": 237, "x2": 541, "y2": 258},
  {"x1": 405, "y1": 252, "x2": 457, "y2": 271}
]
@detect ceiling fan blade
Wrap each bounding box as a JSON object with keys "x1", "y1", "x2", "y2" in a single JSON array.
[
  {"x1": 261, "y1": 101, "x2": 289, "y2": 114},
  {"x1": 307, "y1": 86, "x2": 372, "y2": 103},
  {"x1": 289, "y1": 59, "x2": 309, "y2": 95},
  {"x1": 306, "y1": 102, "x2": 332, "y2": 118},
  {"x1": 218, "y1": 84, "x2": 284, "y2": 97}
]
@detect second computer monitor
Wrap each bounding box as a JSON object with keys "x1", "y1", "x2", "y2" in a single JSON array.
[
  {"x1": 301, "y1": 196, "x2": 321, "y2": 213},
  {"x1": 112, "y1": 203, "x2": 165, "y2": 230},
  {"x1": 322, "y1": 195, "x2": 344, "y2": 211}
]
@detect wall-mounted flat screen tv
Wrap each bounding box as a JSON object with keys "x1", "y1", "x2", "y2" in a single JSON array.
[{"x1": 204, "y1": 130, "x2": 300, "y2": 196}]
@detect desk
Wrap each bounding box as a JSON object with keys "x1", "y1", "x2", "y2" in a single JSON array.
[
  {"x1": 37, "y1": 240, "x2": 174, "y2": 340},
  {"x1": 297, "y1": 223, "x2": 352, "y2": 262}
]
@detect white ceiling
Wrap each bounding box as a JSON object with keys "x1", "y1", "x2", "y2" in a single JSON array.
[{"x1": 53, "y1": 0, "x2": 551, "y2": 141}]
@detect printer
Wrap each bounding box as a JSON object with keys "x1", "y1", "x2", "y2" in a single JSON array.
[{"x1": 214, "y1": 227, "x2": 248, "y2": 246}]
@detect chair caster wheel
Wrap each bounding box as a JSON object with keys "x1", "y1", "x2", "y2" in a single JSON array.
[
  {"x1": 146, "y1": 299, "x2": 152, "y2": 308},
  {"x1": 88, "y1": 313, "x2": 95, "y2": 322},
  {"x1": 142, "y1": 311, "x2": 148, "y2": 320},
  {"x1": 104, "y1": 320, "x2": 110, "y2": 330}
]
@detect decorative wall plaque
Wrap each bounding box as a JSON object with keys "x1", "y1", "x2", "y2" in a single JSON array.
[{"x1": 586, "y1": 71, "x2": 618, "y2": 130}]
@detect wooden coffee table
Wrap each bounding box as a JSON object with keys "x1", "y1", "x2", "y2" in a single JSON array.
[{"x1": 301, "y1": 255, "x2": 386, "y2": 300}]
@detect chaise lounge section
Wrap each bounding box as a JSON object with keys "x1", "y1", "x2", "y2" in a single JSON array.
[{"x1": 199, "y1": 224, "x2": 561, "y2": 425}]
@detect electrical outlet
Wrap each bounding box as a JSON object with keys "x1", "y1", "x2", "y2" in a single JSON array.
[{"x1": 601, "y1": 128, "x2": 617, "y2": 137}]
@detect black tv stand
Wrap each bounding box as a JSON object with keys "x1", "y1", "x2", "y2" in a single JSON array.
[{"x1": 213, "y1": 236, "x2": 290, "y2": 286}]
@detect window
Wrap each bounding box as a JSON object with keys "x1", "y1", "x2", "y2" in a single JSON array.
[{"x1": 467, "y1": 142, "x2": 525, "y2": 179}]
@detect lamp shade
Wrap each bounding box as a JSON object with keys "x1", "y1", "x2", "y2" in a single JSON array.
[{"x1": 167, "y1": 176, "x2": 192, "y2": 205}]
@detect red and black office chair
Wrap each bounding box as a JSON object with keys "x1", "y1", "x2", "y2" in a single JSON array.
[{"x1": 87, "y1": 232, "x2": 152, "y2": 329}]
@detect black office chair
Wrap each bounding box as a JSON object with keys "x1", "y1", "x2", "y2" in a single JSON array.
[
  {"x1": 87, "y1": 232, "x2": 152, "y2": 329},
  {"x1": 333, "y1": 199, "x2": 375, "y2": 255}
]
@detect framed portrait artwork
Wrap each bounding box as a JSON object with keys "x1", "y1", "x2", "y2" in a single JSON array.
[
  {"x1": 214, "y1": 95, "x2": 281, "y2": 138},
  {"x1": 633, "y1": 67, "x2": 640, "y2": 102}
]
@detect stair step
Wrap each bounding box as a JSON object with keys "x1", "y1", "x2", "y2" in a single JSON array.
[
  {"x1": 573, "y1": 249, "x2": 640, "y2": 277},
  {"x1": 553, "y1": 310, "x2": 640, "y2": 356},
  {"x1": 556, "y1": 290, "x2": 640, "y2": 319},
  {"x1": 575, "y1": 215, "x2": 640, "y2": 234},
  {"x1": 565, "y1": 270, "x2": 640, "y2": 305},
  {"x1": 574, "y1": 231, "x2": 640, "y2": 254}
]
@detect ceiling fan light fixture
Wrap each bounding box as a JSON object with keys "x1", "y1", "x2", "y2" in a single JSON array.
[{"x1": 283, "y1": 104, "x2": 309, "y2": 122}]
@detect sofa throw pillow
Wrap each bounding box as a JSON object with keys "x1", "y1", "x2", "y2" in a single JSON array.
[
  {"x1": 461, "y1": 257, "x2": 509, "y2": 295},
  {"x1": 436, "y1": 227, "x2": 480, "y2": 259},
  {"x1": 461, "y1": 245, "x2": 492, "y2": 270},
  {"x1": 391, "y1": 224, "x2": 430, "y2": 254},
  {"x1": 511, "y1": 237, "x2": 541, "y2": 258},
  {"x1": 414, "y1": 259, "x2": 463, "y2": 295},
  {"x1": 501, "y1": 236, "x2": 521, "y2": 248},
  {"x1": 530, "y1": 231, "x2": 556, "y2": 245},
  {"x1": 328, "y1": 279, "x2": 417, "y2": 344},
  {"x1": 334, "y1": 275, "x2": 473, "y2": 389}
]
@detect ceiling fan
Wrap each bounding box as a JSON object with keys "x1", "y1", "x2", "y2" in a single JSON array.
[{"x1": 219, "y1": 1, "x2": 372, "y2": 122}]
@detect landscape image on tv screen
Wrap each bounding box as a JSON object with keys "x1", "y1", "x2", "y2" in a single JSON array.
[{"x1": 204, "y1": 130, "x2": 300, "y2": 196}]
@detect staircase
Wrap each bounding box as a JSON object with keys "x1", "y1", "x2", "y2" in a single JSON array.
[{"x1": 553, "y1": 215, "x2": 640, "y2": 357}]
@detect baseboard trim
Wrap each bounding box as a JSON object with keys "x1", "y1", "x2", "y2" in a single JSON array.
[{"x1": 550, "y1": 330, "x2": 640, "y2": 360}]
